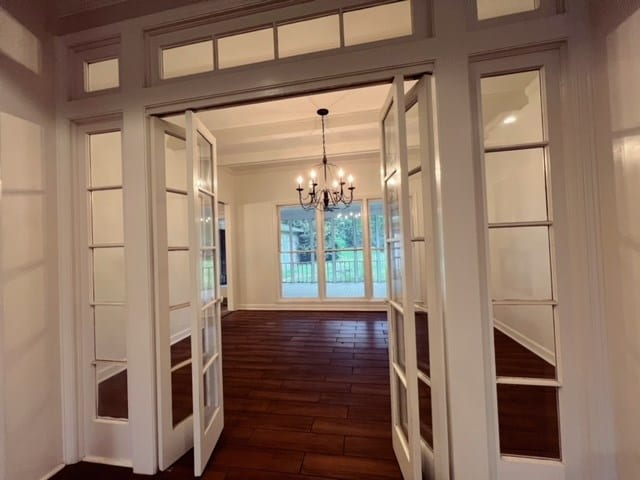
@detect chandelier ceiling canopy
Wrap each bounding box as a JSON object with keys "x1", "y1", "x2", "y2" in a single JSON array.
[{"x1": 296, "y1": 108, "x2": 355, "y2": 211}]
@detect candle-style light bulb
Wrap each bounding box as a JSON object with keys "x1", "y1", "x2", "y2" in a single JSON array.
[
  {"x1": 310, "y1": 170, "x2": 317, "y2": 180},
  {"x1": 332, "y1": 180, "x2": 339, "y2": 189},
  {"x1": 338, "y1": 169, "x2": 344, "y2": 179},
  {"x1": 296, "y1": 176, "x2": 304, "y2": 186},
  {"x1": 347, "y1": 175, "x2": 354, "y2": 186}
]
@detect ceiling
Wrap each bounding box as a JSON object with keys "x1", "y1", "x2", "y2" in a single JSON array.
[{"x1": 165, "y1": 82, "x2": 399, "y2": 169}]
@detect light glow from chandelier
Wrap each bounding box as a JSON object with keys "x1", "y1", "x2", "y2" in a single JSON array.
[{"x1": 295, "y1": 108, "x2": 356, "y2": 211}]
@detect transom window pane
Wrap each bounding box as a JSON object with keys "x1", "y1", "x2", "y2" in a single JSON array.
[
  {"x1": 481, "y1": 70, "x2": 543, "y2": 148},
  {"x1": 278, "y1": 15, "x2": 340, "y2": 58},
  {"x1": 162, "y1": 40, "x2": 213, "y2": 80},
  {"x1": 85, "y1": 58, "x2": 119, "y2": 92},
  {"x1": 477, "y1": 0, "x2": 539, "y2": 20},
  {"x1": 344, "y1": 0, "x2": 412, "y2": 46},
  {"x1": 218, "y1": 28, "x2": 274, "y2": 69}
]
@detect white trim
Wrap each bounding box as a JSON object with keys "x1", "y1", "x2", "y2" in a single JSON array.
[
  {"x1": 493, "y1": 319, "x2": 556, "y2": 366},
  {"x1": 82, "y1": 456, "x2": 133, "y2": 468},
  {"x1": 236, "y1": 302, "x2": 385, "y2": 311},
  {"x1": 38, "y1": 464, "x2": 66, "y2": 480}
]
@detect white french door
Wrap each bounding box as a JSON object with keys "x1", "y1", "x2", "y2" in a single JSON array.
[
  {"x1": 381, "y1": 74, "x2": 449, "y2": 480},
  {"x1": 151, "y1": 111, "x2": 224, "y2": 476}
]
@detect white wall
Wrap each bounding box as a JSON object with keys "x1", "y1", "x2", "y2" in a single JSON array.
[
  {"x1": 0, "y1": 1, "x2": 62, "y2": 479},
  {"x1": 230, "y1": 156, "x2": 382, "y2": 309},
  {"x1": 591, "y1": 1, "x2": 640, "y2": 477}
]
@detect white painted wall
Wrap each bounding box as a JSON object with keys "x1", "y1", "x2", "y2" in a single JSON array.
[
  {"x1": 591, "y1": 1, "x2": 640, "y2": 477},
  {"x1": 231, "y1": 156, "x2": 382, "y2": 309},
  {"x1": 0, "y1": 1, "x2": 63, "y2": 479}
]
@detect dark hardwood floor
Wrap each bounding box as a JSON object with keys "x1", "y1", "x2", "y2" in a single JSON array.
[
  {"x1": 55, "y1": 310, "x2": 561, "y2": 479},
  {"x1": 55, "y1": 310, "x2": 401, "y2": 480}
]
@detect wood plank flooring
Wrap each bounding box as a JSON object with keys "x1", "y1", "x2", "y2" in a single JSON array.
[{"x1": 54, "y1": 310, "x2": 402, "y2": 480}]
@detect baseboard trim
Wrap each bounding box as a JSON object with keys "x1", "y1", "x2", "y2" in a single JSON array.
[
  {"x1": 236, "y1": 303, "x2": 386, "y2": 312},
  {"x1": 494, "y1": 319, "x2": 556, "y2": 366},
  {"x1": 82, "y1": 455, "x2": 132, "y2": 468},
  {"x1": 39, "y1": 464, "x2": 65, "y2": 480}
]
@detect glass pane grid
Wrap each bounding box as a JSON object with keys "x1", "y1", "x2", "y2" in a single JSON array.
[{"x1": 95, "y1": 360, "x2": 128, "y2": 420}]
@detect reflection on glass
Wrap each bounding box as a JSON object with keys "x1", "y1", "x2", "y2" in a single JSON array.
[
  {"x1": 412, "y1": 241, "x2": 426, "y2": 306},
  {"x1": 200, "y1": 194, "x2": 214, "y2": 247},
  {"x1": 94, "y1": 305, "x2": 127, "y2": 361},
  {"x1": 489, "y1": 226, "x2": 552, "y2": 300},
  {"x1": 393, "y1": 309, "x2": 406, "y2": 369},
  {"x1": 390, "y1": 241, "x2": 403, "y2": 303},
  {"x1": 166, "y1": 192, "x2": 189, "y2": 247},
  {"x1": 197, "y1": 132, "x2": 213, "y2": 192},
  {"x1": 93, "y1": 247, "x2": 126, "y2": 302},
  {"x1": 170, "y1": 307, "x2": 192, "y2": 366},
  {"x1": 397, "y1": 380, "x2": 409, "y2": 440},
  {"x1": 406, "y1": 101, "x2": 421, "y2": 172},
  {"x1": 168, "y1": 250, "x2": 191, "y2": 306},
  {"x1": 418, "y1": 380, "x2": 433, "y2": 448},
  {"x1": 203, "y1": 362, "x2": 219, "y2": 428},
  {"x1": 485, "y1": 148, "x2": 548, "y2": 224},
  {"x1": 90, "y1": 131, "x2": 122, "y2": 187},
  {"x1": 386, "y1": 174, "x2": 401, "y2": 239},
  {"x1": 408, "y1": 172, "x2": 424, "y2": 238},
  {"x1": 481, "y1": 70, "x2": 543, "y2": 148},
  {"x1": 201, "y1": 249, "x2": 215, "y2": 306},
  {"x1": 96, "y1": 362, "x2": 128, "y2": 419},
  {"x1": 91, "y1": 190, "x2": 124, "y2": 244},
  {"x1": 383, "y1": 103, "x2": 398, "y2": 175},
  {"x1": 477, "y1": 0, "x2": 539, "y2": 20},
  {"x1": 164, "y1": 133, "x2": 187, "y2": 191},
  {"x1": 493, "y1": 305, "x2": 556, "y2": 379},
  {"x1": 369, "y1": 200, "x2": 387, "y2": 299},
  {"x1": 171, "y1": 362, "x2": 193, "y2": 427},
  {"x1": 324, "y1": 202, "x2": 363, "y2": 249},
  {"x1": 202, "y1": 305, "x2": 217, "y2": 366},
  {"x1": 415, "y1": 311, "x2": 430, "y2": 376},
  {"x1": 497, "y1": 384, "x2": 560, "y2": 459}
]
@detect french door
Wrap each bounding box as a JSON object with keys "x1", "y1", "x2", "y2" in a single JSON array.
[
  {"x1": 381, "y1": 75, "x2": 449, "y2": 480},
  {"x1": 151, "y1": 111, "x2": 224, "y2": 476}
]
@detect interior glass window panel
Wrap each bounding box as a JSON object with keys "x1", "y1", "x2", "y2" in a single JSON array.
[
  {"x1": 203, "y1": 361, "x2": 219, "y2": 428},
  {"x1": 386, "y1": 174, "x2": 401, "y2": 239},
  {"x1": 201, "y1": 249, "x2": 216, "y2": 306},
  {"x1": 170, "y1": 307, "x2": 192, "y2": 366},
  {"x1": 493, "y1": 304, "x2": 556, "y2": 379},
  {"x1": 390, "y1": 240, "x2": 403, "y2": 303},
  {"x1": 90, "y1": 131, "x2": 122, "y2": 187},
  {"x1": 94, "y1": 305, "x2": 127, "y2": 361},
  {"x1": 197, "y1": 133, "x2": 213, "y2": 192},
  {"x1": 372, "y1": 248, "x2": 387, "y2": 299},
  {"x1": 278, "y1": 15, "x2": 340, "y2": 58},
  {"x1": 85, "y1": 58, "x2": 119, "y2": 92},
  {"x1": 202, "y1": 305, "x2": 217, "y2": 366},
  {"x1": 162, "y1": 40, "x2": 213, "y2": 80},
  {"x1": 496, "y1": 384, "x2": 560, "y2": 459},
  {"x1": 369, "y1": 200, "x2": 386, "y2": 248},
  {"x1": 406, "y1": 101, "x2": 421, "y2": 172},
  {"x1": 166, "y1": 192, "x2": 189, "y2": 248},
  {"x1": 171, "y1": 362, "x2": 193, "y2": 427},
  {"x1": 344, "y1": 0, "x2": 413, "y2": 46},
  {"x1": 415, "y1": 310, "x2": 430, "y2": 376},
  {"x1": 477, "y1": 0, "x2": 539, "y2": 20},
  {"x1": 200, "y1": 194, "x2": 215, "y2": 247},
  {"x1": 418, "y1": 379, "x2": 433, "y2": 448},
  {"x1": 481, "y1": 70, "x2": 543, "y2": 148},
  {"x1": 383, "y1": 103, "x2": 399, "y2": 175},
  {"x1": 93, "y1": 247, "x2": 126, "y2": 302},
  {"x1": 96, "y1": 362, "x2": 128, "y2": 419},
  {"x1": 282, "y1": 252, "x2": 319, "y2": 298},
  {"x1": 218, "y1": 28, "x2": 274, "y2": 69},
  {"x1": 485, "y1": 148, "x2": 548, "y2": 223},
  {"x1": 168, "y1": 250, "x2": 191, "y2": 306},
  {"x1": 396, "y1": 379, "x2": 409, "y2": 440},
  {"x1": 91, "y1": 189, "x2": 124, "y2": 244},
  {"x1": 393, "y1": 309, "x2": 406, "y2": 369},
  {"x1": 164, "y1": 133, "x2": 187, "y2": 191},
  {"x1": 489, "y1": 226, "x2": 552, "y2": 301},
  {"x1": 408, "y1": 171, "x2": 424, "y2": 238},
  {"x1": 412, "y1": 240, "x2": 427, "y2": 306}
]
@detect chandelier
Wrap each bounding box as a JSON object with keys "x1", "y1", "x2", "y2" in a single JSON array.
[{"x1": 296, "y1": 108, "x2": 355, "y2": 211}]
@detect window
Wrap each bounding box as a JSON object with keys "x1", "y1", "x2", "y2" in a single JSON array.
[
  {"x1": 85, "y1": 57, "x2": 119, "y2": 92},
  {"x1": 217, "y1": 28, "x2": 275, "y2": 69},
  {"x1": 162, "y1": 40, "x2": 213, "y2": 79},
  {"x1": 277, "y1": 15, "x2": 340, "y2": 58},
  {"x1": 479, "y1": 66, "x2": 561, "y2": 459},
  {"x1": 343, "y1": 0, "x2": 413, "y2": 46},
  {"x1": 476, "y1": 0, "x2": 538, "y2": 20},
  {"x1": 279, "y1": 200, "x2": 386, "y2": 300}
]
